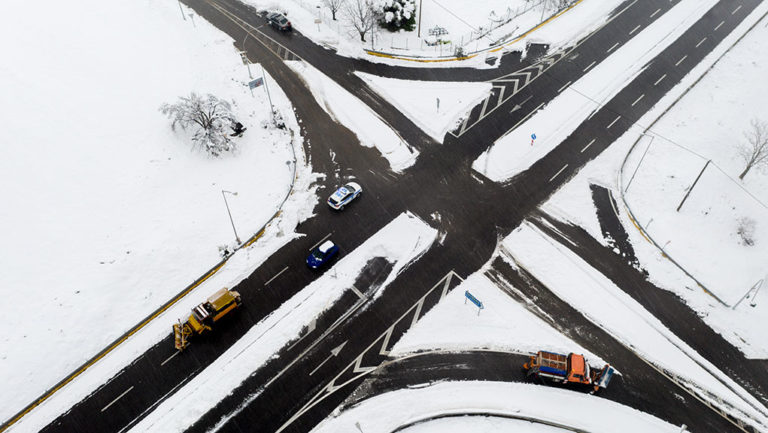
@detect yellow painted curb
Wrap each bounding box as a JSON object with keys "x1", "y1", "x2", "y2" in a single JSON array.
[{"x1": 364, "y1": 0, "x2": 584, "y2": 63}]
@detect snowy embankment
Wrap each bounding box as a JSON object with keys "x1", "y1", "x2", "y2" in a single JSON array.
[
  {"x1": 503, "y1": 222, "x2": 768, "y2": 429},
  {"x1": 473, "y1": 0, "x2": 717, "y2": 181},
  {"x1": 286, "y1": 61, "x2": 419, "y2": 171},
  {"x1": 0, "y1": 0, "x2": 319, "y2": 429},
  {"x1": 390, "y1": 272, "x2": 600, "y2": 363},
  {"x1": 541, "y1": 2, "x2": 768, "y2": 358},
  {"x1": 355, "y1": 72, "x2": 491, "y2": 143},
  {"x1": 128, "y1": 212, "x2": 437, "y2": 433},
  {"x1": 311, "y1": 381, "x2": 679, "y2": 433}
]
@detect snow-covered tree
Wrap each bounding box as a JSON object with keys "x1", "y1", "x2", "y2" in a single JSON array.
[
  {"x1": 160, "y1": 93, "x2": 236, "y2": 157},
  {"x1": 375, "y1": 0, "x2": 416, "y2": 31},
  {"x1": 323, "y1": 0, "x2": 344, "y2": 20},
  {"x1": 738, "y1": 118, "x2": 768, "y2": 180},
  {"x1": 343, "y1": 0, "x2": 376, "y2": 42}
]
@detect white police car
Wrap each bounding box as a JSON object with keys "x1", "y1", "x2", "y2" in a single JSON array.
[{"x1": 327, "y1": 182, "x2": 362, "y2": 210}]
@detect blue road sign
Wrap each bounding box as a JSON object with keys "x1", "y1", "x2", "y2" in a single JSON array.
[
  {"x1": 531, "y1": 133, "x2": 537, "y2": 140},
  {"x1": 465, "y1": 290, "x2": 484, "y2": 309},
  {"x1": 248, "y1": 77, "x2": 264, "y2": 89}
]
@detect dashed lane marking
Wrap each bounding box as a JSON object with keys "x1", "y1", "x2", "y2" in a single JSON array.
[
  {"x1": 732, "y1": 5, "x2": 742, "y2": 14},
  {"x1": 101, "y1": 386, "x2": 134, "y2": 413},
  {"x1": 715, "y1": 20, "x2": 725, "y2": 31},
  {"x1": 654, "y1": 74, "x2": 666, "y2": 86},
  {"x1": 557, "y1": 81, "x2": 572, "y2": 93},
  {"x1": 606, "y1": 42, "x2": 619, "y2": 53},
  {"x1": 631, "y1": 94, "x2": 645, "y2": 106},
  {"x1": 549, "y1": 164, "x2": 569, "y2": 182},
  {"x1": 583, "y1": 60, "x2": 596, "y2": 72},
  {"x1": 629, "y1": 24, "x2": 641, "y2": 35},
  {"x1": 675, "y1": 55, "x2": 687, "y2": 66},
  {"x1": 607, "y1": 115, "x2": 621, "y2": 129},
  {"x1": 650, "y1": 8, "x2": 661, "y2": 18},
  {"x1": 161, "y1": 350, "x2": 182, "y2": 367},
  {"x1": 265, "y1": 266, "x2": 289, "y2": 286},
  {"x1": 696, "y1": 37, "x2": 707, "y2": 47},
  {"x1": 581, "y1": 139, "x2": 596, "y2": 153}
]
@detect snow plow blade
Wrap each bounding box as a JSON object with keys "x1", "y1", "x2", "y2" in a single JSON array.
[
  {"x1": 173, "y1": 321, "x2": 191, "y2": 351},
  {"x1": 596, "y1": 365, "x2": 615, "y2": 389}
]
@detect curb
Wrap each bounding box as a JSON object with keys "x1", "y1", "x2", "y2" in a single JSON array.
[
  {"x1": 362, "y1": 0, "x2": 584, "y2": 63},
  {"x1": 0, "y1": 127, "x2": 302, "y2": 433}
]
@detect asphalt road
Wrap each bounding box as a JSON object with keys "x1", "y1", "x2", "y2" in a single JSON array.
[{"x1": 20, "y1": 0, "x2": 767, "y2": 432}]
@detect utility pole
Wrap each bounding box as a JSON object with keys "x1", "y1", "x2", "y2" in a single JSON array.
[
  {"x1": 221, "y1": 190, "x2": 241, "y2": 245},
  {"x1": 261, "y1": 65, "x2": 275, "y2": 121}
]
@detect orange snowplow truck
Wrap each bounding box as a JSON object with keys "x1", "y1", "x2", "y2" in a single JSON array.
[
  {"x1": 523, "y1": 351, "x2": 615, "y2": 393},
  {"x1": 173, "y1": 288, "x2": 242, "y2": 351}
]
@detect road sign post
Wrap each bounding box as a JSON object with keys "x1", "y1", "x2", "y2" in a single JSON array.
[
  {"x1": 531, "y1": 133, "x2": 537, "y2": 146},
  {"x1": 464, "y1": 290, "x2": 484, "y2": 315}
]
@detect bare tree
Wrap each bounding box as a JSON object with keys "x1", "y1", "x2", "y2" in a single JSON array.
[
  {"x1": 343, "y1": 0, "x2": 376, "y2": 42},
  {"x1": 738, "y1": 118, "x2": 768, "y2": 180},
  {"x1": 323, "y1": 0, "x2": 344, "y2": 20},
  {"x1": 160, "y1": 93, "x2": 236, "y2": 157}
]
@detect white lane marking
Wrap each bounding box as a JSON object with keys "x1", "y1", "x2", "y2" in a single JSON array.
[
  {"x1": 606, "y1": 42, "x2": 619, "y2": 53},
  {"x1": 675, "y1": 55, "x2": 687, "y2": 66},
  {"x1": 650, "y1": 8, "x2": 661, "y2": 18},
  {"x1": 629, "y1": 24, "x2": 641, "y2": 35},
  {"x1": 607, "y1": 116, "x2": 621, "y2": 129},
  {"x1": 654, "y1": 74, "x2": 667, "y2": 86},
  {"x1": 309, "y1": 233, "x2": 332, "y2": 251},
  {"x1": 583, "y1": 61, "x2": 596, "y2": 72},
  {"x1": 581, "y1": 139, "x2": 596, "y2": 153},
  {"x1": 101, "y1": 386, "x2": 134, "y2": 412},
  {"x1": 350, "y1": 285, "x2": 366, "y2": 299},
  {"x1": 557, "y1": 81, "x2": 572, "y2": 93},
  {"x1": 161, "y1": 350, "x2": 182, "y2": 366},
  {"x1": 696, "y1": 37, "x2": 707, "y2": 48},
  {"x1": 715, "y1": 20, "x2": 725, "y2": 31},
  {"x1": 732, "y1": 5, "x2": 742, "y2": 14},
  {"x1": 498, "y1": 102, "x2": 545, "y2": 140},
  {"x1": 631, "y1": 94, "x2": 645, "y2": 107},
  {"x1": 265, "y1": 266, "x2": 289, "y2": 286},
  {"x1": 549, "y1": 165, "x2": 569, "y2": 182}
]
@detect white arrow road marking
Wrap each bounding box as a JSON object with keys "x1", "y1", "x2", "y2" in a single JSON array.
[{"x1": 309, "y1": 341, "x2": 348, "y2": 376}]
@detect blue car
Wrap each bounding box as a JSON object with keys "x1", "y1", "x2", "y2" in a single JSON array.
[
  {"x1": 307, "y1": 240, "x2": 339, "y2": 269},
  {"x1": 327, "y1": 182, "x2": 362, "y2": 210}
]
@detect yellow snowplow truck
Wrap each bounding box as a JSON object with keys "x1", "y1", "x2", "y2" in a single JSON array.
[{"x1": 173, "y1": 288, "x2": 242, "y2": 350}]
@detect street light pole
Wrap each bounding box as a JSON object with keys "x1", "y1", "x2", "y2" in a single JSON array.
[{"x1": 221, "y1": 190, "x2": 241, "y2": 245}]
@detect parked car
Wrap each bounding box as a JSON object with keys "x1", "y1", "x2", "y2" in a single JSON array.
[
  {"x1": 307, "y1": 240, "x2": 339, "y2": 269},
  {"x1": 267, "y1": 12, "x2": 292, "y2": 31},
  {"x1": 327, "y1": 182, "x2": 362, "y2": 210}
]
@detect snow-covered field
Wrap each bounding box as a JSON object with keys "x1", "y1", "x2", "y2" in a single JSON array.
[
  {"x1": 128, "y1": 212, "x2": 437, "y2": 433},
  {"x1": 0, "y1": 0, "x2": 316, "y2": 426},
  {"x1": 287, "y1": 61, "x2": 419, "y2": 170},
  {"x1": 473, "y1": 0, "x2": 718, "y2": 182},
  {"x1": 312, "y1": 381, "x2": 680, "y2": 433}
]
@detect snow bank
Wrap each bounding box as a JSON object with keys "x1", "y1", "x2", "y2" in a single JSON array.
[
  {"x1": 287, "y1": 61, "x2": 419, "y2": 171},
  {"x1": 128, "y1": 212, "x2": 437, "y2": 432},
  {"x1": 355, "y1": 72, "x2": 491, "y2": 143},
  {"x1": 473, "y1": 0, "x2": 717, "y2": 181},
  {"x1": 312, "y1": 381, "x2": 679, "y2": 433}
]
